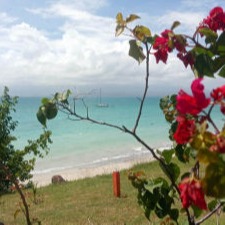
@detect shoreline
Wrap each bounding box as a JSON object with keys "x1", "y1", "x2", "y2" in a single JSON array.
[{"x1": 31, "y1": 153, "x2": 155, "y2": 187}]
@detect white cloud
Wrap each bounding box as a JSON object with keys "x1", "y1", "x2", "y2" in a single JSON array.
[
  {"x1": 0, "y1": 12, "x2": 17, "y2": 24},
  {"x1": 54, "y1": 0, "x2": 107, "y2": 13},
  {"x1": 0, "y1": 9, "x2": 136, "y2": 96},
  {"x1": 0, "y1": 0, "x2": 224, "y2": 97},
  {"x1": 156, "y1": 11, "x2": 204, "y2": 33}
]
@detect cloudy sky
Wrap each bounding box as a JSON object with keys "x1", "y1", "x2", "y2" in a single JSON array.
[{"x1": 0, "y1": 0, "x2": 224, "y2": 97}]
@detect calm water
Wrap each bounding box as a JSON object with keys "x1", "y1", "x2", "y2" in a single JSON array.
[{"x1": 11, "y1": 96, "x2": 224, "y2": 174}]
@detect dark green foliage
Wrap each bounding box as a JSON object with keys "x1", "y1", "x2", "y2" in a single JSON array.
[
  {"x1": 37, "y1": 90, "x2": 71, "y2": 127},
  {"x1": 0, "y1": 87, "x2": 52, "y2": 194},
  {"x1": 192, "y1": 31, "x2": 225, "y2": 78},
  {"x1": 128, "y1": 171, "x2": 179, "y2": 223}
]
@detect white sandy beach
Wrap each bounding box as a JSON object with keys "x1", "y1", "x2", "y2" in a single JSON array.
[{"x1": 31, "y1": 155, "x2": 155, "y2": 187}]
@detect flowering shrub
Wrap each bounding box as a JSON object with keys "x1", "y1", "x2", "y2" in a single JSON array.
[
  {"x1": 37, "y1": 6, "x2": 225, "y2": 225},
  {"x1": 114, "y1": 5, "x2": 225, "y2": 225}
]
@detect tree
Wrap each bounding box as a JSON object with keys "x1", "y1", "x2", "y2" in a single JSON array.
[
  {"x1": 37, "y1": 6, "x2": 225, "y2": 224},
  {"x1": 0, "y1": 87, "x2": 52, "y2": 225}
]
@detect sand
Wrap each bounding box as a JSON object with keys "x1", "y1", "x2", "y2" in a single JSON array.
[{"x1": 31, "y1": 155, "x2": 154, "y2": 187}]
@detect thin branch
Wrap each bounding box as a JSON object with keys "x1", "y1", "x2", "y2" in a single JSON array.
[
  {"x1": 204, "y1": 104, "x2": 220, "y2": 134},
  {"x1": 196, "y1": 202, "x2": 224, "y2": 225},
  {"x1": 57, "y1": 102, "x2": 125, "y2": 132},
  {"x1": 133, "y1": 42, "x2": 150, "y2": 133}
]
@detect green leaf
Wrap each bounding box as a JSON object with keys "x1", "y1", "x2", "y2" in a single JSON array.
[
  {"x1": 160, "y1": 162, "x2": 180, "y2": 182},
  {"x1": 169, "y1": 163, "x2": 180, "y2": 181},
  {"x1": 161, "y1": 149, "x2": 175, "y2": 164},
  {"x1": 45, "y1": 102, "x2": 58, "y2": 120},
  {"x1": 133, "y1": 25, "x2": 151, "y2": 42},
  {"x1": 170, "y1": 94, "x2": 177, "y2": 104},
  {"x1": 54, "y1": 90, "x2": 71, "y2": 104},
  {"x1": 171, "y1": 21, "x2": 181, "y2": 30},
  {"x1": 144, "y1": 177, "x2": 168, "y2": 193},
  {"x1": 202, "y1": 163, "x2": 225, "y2": 198},
  {"x1": 213, "y1": 56, "x2": 225, "y2": 73},
  {"x1": 198, "y1": 27, "x2": 218, "y2": 44},
  {"x1": 217, "y1": 31, "x2": 225, "y2": 50},
  {"x1": 191, "y1": 205, "x2": 203, "y2": 218},
  {"x1": 155, "y1": 206, "x2": 167, "y2": 218},
  {"x1": 128, "y1": 39, "x2": 146, "y2": 64},
  {"x1": 115, "y1": 13, "x2": 126, "y2": 37},
  {"x1": 194, "y1": 54, "x2": 214, "y2": 77},
  {"x1": 175, "y1": 145, "x2": 190, "y2": 163},
  {"x1": 159, "y1": 95, "x2": 177, "y2": 124},
  {"x1": 219, "y1": 65, "x2": 225, "y2": 77},
  {"x1": 159, "y1": 96, "x2": 169, "y2": 110},
  {"x1": 36, "y1": 107, "x2": 46, "y2": 127},
  {"x1": 193, "y1": 46, "x2": 209, "y2": 55},
  {"x1": 62, "y1": 89, "x2": 71, "y2": 103},
  {"x1": 116, "y1": 12, "x2": 124, "y2": 24},
  {"x1": 125, "y1": 14, "x2": 140, "y2": 23},
  {"x1": 208, "y1": 199, "x2": 218, "y2": 211},
  {"x1": 41, "y1": 97, "x2": 50, "y2": 105},
  {"x1": 146, "y1": 35, "x2": 156, "y2": 44},
  {"x1": 169, "y1": 208, "x2": 179, "y2": 221}
]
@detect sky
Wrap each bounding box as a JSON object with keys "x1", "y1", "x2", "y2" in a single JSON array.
[{"x1": 0, "y1": 0, "x2": 224, "y2": 97}]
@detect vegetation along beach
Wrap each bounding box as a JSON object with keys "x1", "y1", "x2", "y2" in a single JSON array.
[{"x1": 1, "y1": 1, "x2": 225, "y2": 225}]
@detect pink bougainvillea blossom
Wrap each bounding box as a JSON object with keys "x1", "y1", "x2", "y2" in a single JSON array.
[
  {"x1": 210, "y1": 85, "x2": 225, "y2": 102},
  {"x1": 179, "y1": 178, "x2": 207, "y2": 210},
  {"x1": 173, "y1": 36, "x2": 186, "y2": 53},
  {"x1": 199, "y1": 6, "x2": 225, "y2": 32},
  {"x1": 177, "y1": 52, "x2": 194, "y2": 68},
  {"x1": 210, "y1": 135, "x2": 225, "y2": 153},
  {"x1": 174, "y1": 116, "x2": 195, "y2": 144},
  {"x1": 153, "y1": 29, "x2": 172, "y2": 63},
  {"x1": 210, "y1": 85, "x2": 225, "y2": 114},
  {"x1": 176, "y1": 78, "x2": 210, "y2": 115}
]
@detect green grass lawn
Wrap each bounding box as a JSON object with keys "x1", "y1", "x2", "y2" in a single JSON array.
[{"x1": 1, "y1": 159, "x2": 224, "y2": 225}]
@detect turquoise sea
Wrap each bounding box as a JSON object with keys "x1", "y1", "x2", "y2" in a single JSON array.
[{"x1": 11, "y1": 96, "x2": 223, "y2": 175}]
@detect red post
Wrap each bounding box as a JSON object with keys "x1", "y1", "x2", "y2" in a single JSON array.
[{"x1": 112, "y1": 171, "x2": 120, "y2": 197}]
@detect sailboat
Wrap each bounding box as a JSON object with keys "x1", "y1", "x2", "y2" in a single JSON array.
[{"x1": 97, "y1": 89, "x2": 109, "y2": 107}]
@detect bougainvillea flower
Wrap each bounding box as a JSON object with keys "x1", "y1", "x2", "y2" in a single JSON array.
[
  {"x1": 154, "y1": 48, "x2": 168, "y2": 63},
  {"x1": 177, "y1": 52, "x2": 194, "y2": 68},
  {"x1": 153, "y1": 29, "x2": 172, "y2": 63},
  {"x1": 174, "y1": 116, "x2": 195, "y2": 144},
  {"x1": 210, "y1": 85, "x2": 225, "y2": 114},
  {"x1": 200, "y1": 6, "x2": 225, "y2": 32},
  {"x1": 173, "y1": 35, "x2": 187, "y2": 53},
  {"x1": 210, "y1": 85, "x2": 225, "y2": 102},
  {"x1": 210, "y1": 135, "x2": 225, "y2": 153},
  {"x1": 179, "y1": 178, "x2": 207, "y2": 210},
  {"x1": 176, "y1": 78, "x2": 210, "y2": 115}
]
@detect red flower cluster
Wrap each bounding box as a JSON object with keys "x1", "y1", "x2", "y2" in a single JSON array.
[
  {"x1": 177, "y1": 51, "x2": 194, "y2": 68},
  {"x1": 153, "y1": 29, "x2": 172, "y2": 63},
  {"x1": 211, "y1": 85, "x2": 225, "y2": 101},
  {"x1": 200, "y1": 6, "x2": 225, "y2": 32},
  {"x1": 210, "y1": 135, "x2": 225, "y2": 153},
  {"x1": 153, "y1": 29, "x2": 194, "y2": 67},
  {"x1": 174, "y1": 116, "x2": 195, "y2": 144},
  {"x1": 211, "y1": 85, "x2": 225, "y2": 115},
  {"x1": 179, "y1": 178, "x2": 207, "y2": 210},
  {"x1": 176, "y1": 78, "x2": 210, "y2": 116}
]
